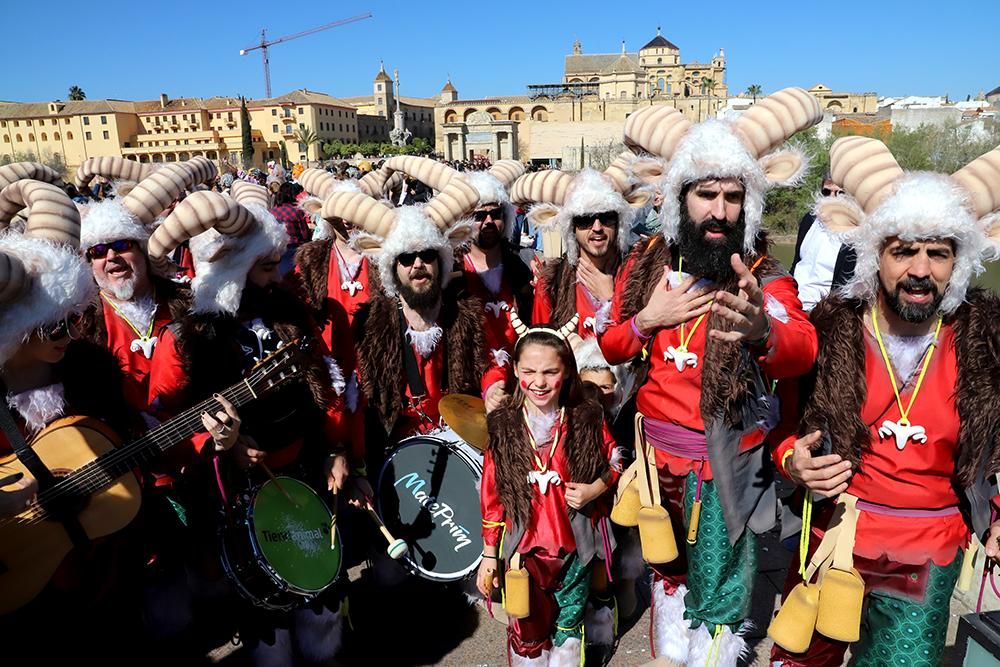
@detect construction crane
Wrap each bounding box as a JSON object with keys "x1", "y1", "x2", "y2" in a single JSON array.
[{"x1": 239, "y1": 13, "x2": 373, "y2": 98}]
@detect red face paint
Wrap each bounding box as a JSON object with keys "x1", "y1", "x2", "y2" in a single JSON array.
[
  {"x1": 520, "y1": 379, "x2": 529, "y2": 390},
  {"x1": 553, "y1": 379, "x2": 562, "y2": 390}
]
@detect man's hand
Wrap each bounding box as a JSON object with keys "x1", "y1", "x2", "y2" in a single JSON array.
[
  {"x1": 577, "y1": 253, "x2": 614, "y2": 302},
  {"x1": 324, "y1": 453, "x2": 350, "y2": 493},
  {"x1": 476, "y1": 556, "x2": 500, "y2": 598},
  {"x1": 233, "y1": 435, "x2": 266, "y2": 470},
  {"x1": 565, "y1": 479, "x2": 608, "y2": 510},
  {"x1": 785, "y1": 430, "x2": 852, "y2": 498},
  {"x1": 484, "y1": 382, "x2": 507, "y2": 413},
  {"x1": 634, "y1": 268, "x2": 714, "y2": 335},
  {"x1": 202, "y1": 393, "x2": 241, "y2": 451},
  {"x1": 984, "y1": 521, "x2": 1000, "y2": 562},
  {"x1": 0, "y1": 473, "x2": 38, "y2": 517},
  {"x1": 346, "y1": 476, "x2": 374, "y2": 509},
  {"x1": 708, "y1": 254, "x2": 769, "y2": 344}
]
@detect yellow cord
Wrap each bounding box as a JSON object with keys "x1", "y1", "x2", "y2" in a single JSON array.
[
  {"x1": 870, "y1": 305, "x2": 943, "y2": 427},
  {"x1": 675, "y1": 255, "x2": 709, "y2": 352},
  {"x1": 705, "y1": 624, "x2": 724, "y2": 667},
  {"x1": 101, "y1": 291, "x2": 155, "y2": 340},
  {"x1": 798, "y1": 491, "x2": 813, "y2": 579}
]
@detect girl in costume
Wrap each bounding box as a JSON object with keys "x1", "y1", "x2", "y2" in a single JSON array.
[{"x1": 478, "y1": 314, "x2": 619, "y2": 666}]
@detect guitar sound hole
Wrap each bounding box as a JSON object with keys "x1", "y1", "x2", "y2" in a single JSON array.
[{"x1": 39, "y1": 469, "x2": 90, "y2": 517}]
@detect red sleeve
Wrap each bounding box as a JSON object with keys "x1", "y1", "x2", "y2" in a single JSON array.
[
  {"x1": 769, "y1": 379, "x2": 802, "y2": 480},
  {"x1": 532, "y1": 271, "x2": 551, "y2": 325},
  {"x1": 756, "y1": 276, "x2": 818, "y2": 380},
  {"x1": 598, "y1": 252, "x2": 646, "y2": 365},
  {"x1": 480, "y1": 447, "x2": 506, "y2": 547},
  {"x1": 147, "y1": 328, "x2": 215, "y2": 461}
]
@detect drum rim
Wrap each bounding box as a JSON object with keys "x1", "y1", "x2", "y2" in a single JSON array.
[{"x1": 377, "y1": 438, "x2": 483, "y2": 581}]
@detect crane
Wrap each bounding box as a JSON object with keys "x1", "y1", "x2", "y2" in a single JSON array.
[{"x1": 239, "y1": 13, "x2": 373, "y2": 98}]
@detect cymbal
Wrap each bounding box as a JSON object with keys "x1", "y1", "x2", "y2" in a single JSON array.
[{"x1": 438, "y1": 394, "x2": 488, "y2": 451}]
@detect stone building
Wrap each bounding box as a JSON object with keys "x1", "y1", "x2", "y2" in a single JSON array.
[{"x1": 340, "y1": 62, "x2": 437, "y2": 144}]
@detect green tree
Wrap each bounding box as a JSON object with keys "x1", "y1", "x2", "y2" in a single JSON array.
[
  {"x1": 279, "y1": 141, "x2": 289, "y2": 170},
  {"x1": 410, "y1": 137, "x2": 433, "y2": 156},
  {"x1": 293, "y1": 127, "x2": 320, "y2": 166},
  {"x1": 239, "y1": 96, "x2": 254, "y2": 169},
  {"x1": 700, "y1": 77, "x2": 716, "y2": 119},
  {"x1": 68, "y1": 86, "x2": 86, "y2": 101},
  {"x1": 746, "y1": 84, "x2": 762, "y2": 103}
]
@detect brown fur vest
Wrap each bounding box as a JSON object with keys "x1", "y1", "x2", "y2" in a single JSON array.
[
  {"x1": 353, "y1": 287, "x2": 487, "y2": 433},
  {"x1": 291, "y1": 238, "x2": 380, "y2": 323},
  {"x1": 618, "y1": 234, "x2": 785, "y2": 426},
  {"x1": 803, "y1": 289, "x2": 1000, "y2": 486},
  {"x1": 487, "y1": 397, "x2": 609, "y2": 526}
]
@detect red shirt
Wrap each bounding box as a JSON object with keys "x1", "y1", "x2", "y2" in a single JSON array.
[
  {"x1": 532, "y1": 263, "x2": 618, "y2": 340},
  {"x1": 459, "y1": 256, "x2": 518, "y2": 395}
]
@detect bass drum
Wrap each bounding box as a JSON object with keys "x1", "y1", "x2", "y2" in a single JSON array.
[{"x1": 376, "y1": 429, "x2": 484, "y2": 582}]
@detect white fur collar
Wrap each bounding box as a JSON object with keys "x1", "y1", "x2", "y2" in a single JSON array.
[
  {"x1": 108, "y1": 294, "x2": 157, "y2": 337},
  {"x1": 405, "y1": 325, "x2": 443, "y2": 359},
  {"x1": 8, "y1": 383, "x2": 66, "y2": 434},
  {"x1": 526, "y1": 409, "x2": 558, "y2": 447}
]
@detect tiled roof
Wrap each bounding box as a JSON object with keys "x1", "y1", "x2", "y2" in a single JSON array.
[{"x1": 641, "y1": 34, "x2": 679, "y2": 50}]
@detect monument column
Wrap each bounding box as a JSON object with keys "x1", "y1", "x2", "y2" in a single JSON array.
[{"x1": 493, "y1": 132, "x2": 502, "y2": 160}]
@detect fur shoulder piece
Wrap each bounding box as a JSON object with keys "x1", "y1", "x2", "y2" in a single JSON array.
[
  {"x1": 293, "y1": 238, "x2": 334, "y2": 315},
  {"x1": 954, "y1": 288, "x2": 1000, "y2": 483},
  {"x1": 540, "y1": 258, "x2": 578, "y2": 328},
  {"x1": 354, "y1": 292, "x2": 404, "y2": 430},
  {"x1": 620, "y1": 238, "x2": 670, "y2": 321},
  {"x1": 444, "y1": 289, "x2": 488, "y2": 395}
]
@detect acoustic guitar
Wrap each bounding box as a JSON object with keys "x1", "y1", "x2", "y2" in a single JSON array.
[{"x1": 0, "y1": 339, "x2": 307, "y2": 614}]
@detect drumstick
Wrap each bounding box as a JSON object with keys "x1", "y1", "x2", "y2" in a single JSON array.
[
  {"x1": 364, "y1": 501, "x2": 408, "y2": 560},
  {"x1": 330, "y1": 489, "x2": 338, "y2": 550},
  {"x1": 260, "y1": 463, "x2": 298, "y2": 507}
]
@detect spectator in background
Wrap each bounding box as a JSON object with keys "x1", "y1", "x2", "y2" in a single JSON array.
[
  {"x1": 791, "y1": 174, "x2": 857, "y2": 310},
  {"x1": 270, "y1": 181, "x2": 311, "y2": 274}
]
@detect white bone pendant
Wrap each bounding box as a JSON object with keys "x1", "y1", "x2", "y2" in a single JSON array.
[
  {"x1": 583, "y1": 316, "x2": 596, "y2": 331},
  {"x1": 878, "y1": 419, "x2": 927, "y2": 451},
  {"x1": 664, "y1": 346, "x2": 698, "y2": 372},
  {"x1": 130, "y1": 336, "x2": 158, "y2": 359},
  {"x1": 527, "y1": 469, "x2": 563, "y2": 494},
  {"x1": 341, "y1": 280, "x2": 364, "y2": 297},
  {"x1": 485, "y1": 301, "x2": 506, "y2": 318}
]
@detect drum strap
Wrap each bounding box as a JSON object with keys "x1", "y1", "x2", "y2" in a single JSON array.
[
  {"x1": 398, "y1": 306, "x2": 448, "y2": 402},
  {"x1": 0, "y1": 397, "x2": 90, "y2": 548}
]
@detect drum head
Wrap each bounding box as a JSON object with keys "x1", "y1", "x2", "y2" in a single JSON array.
[
  {"x1": 377, "y1": 438, "x2": 483, "y2": 581},
  {"x1": 251, "y1": 477, "x2": 341, "y2": 593}
]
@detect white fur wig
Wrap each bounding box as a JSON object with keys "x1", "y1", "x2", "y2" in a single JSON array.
[
  {"x1": 306, "y1": 180, "x2": 364, "y2": 242},
  {"x1": 352, "y1": 206, "x2": 467, "y2": 298},
  {"x1": 189, "y1": 203, "x2": 289, "y2": 314},
  {"x1": 658, "y1": 120, "x2": 807, "y2": 253},
  {"x1": 465, "y1": 170, "x2": 516, "y2": 239},
  {"x1": 527, "y1": 169, "x2": 638, "y2": 266},
  {"x1": 0, "y1": 231, "x2": 96, "y2": 364},
  {"x1": 818, "y1": 172, "x2": 987, "y2": 315},
  {"x1": 79, "y1": 197, "x2": 152, "y2": 249}
]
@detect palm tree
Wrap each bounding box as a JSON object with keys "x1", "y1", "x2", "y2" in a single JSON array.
[
  {"x1": 68, "y1": 86, "x2": 86, "y2": 101},
  {"x1": 292, "y1": 127, "x2": 320, "y2": 166},
  {"x1": 746, "y1": 84, "x2": 763, "y2": 103},
  {"x1": 700, "y1": 76, "x2": 716, "y2": 119}
]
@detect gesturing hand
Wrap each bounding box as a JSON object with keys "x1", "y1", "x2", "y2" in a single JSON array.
[
  {"x1": 785, "y1": 430, "x2": 853, "y2": 498},
  {"x1": 577, "y1": 253, "x2": 615, "y2": 302},
  {"x1": 708, "y1": 254, "x2": 770, "y2": 344},
  {"x1": 634, "y1": 267, "x2": 714, "y2": 335}
]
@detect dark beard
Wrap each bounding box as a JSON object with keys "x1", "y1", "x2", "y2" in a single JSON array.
[
  {"x1": 882, "y1": 276, "x2": 943, "y2": 323},
  {"x1": 675, "y1": 201, "x2": 746, "y2": 283},
  {"x1": 476, "y1": 224, "x2": 502, "y2": 250},
  {"x1": 239, "y1": 281, "x2": 280, "y2": 317},
  {"x1": 397, "y1": 273, "x2": 442, "y2": 310}
]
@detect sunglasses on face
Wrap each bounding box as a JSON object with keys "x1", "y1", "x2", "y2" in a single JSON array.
[
  {"x1": 39, "y1": 314, "x2": 82, "y2": 342},
  {"x1": 86, "y1": 239, "x2": 134, "y2": 260},
  {"x1": 572, "y1": 212, "x2": 618, "y2": 230},
  {"x1": 473, "y1": 207, "x2": 504, "y2": 223},
  {"x1": 397, "y1": 249, "x2": 439, "y2": 267},
  {"x1": 820, "y1": 188, "x2": 843, "y2": 197}
]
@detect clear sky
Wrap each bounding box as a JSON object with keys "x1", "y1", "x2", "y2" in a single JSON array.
[{"x1": 3, "y1": 0, "x2": 997, "y2": 104}]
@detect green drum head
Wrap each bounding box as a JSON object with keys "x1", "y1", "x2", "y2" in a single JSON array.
[{"x1": 252, "y1": 477, "x2": 341, "y2": 592}]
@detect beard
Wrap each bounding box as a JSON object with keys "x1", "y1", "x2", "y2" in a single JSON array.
[
  {"x1": 96, "y1": 272, "x2": 137, "y2": 301},
  {"x1": 397, "y1": 269, "x2": 442, "y2": 310},
  {"x1": 675, "y1": 201, "x2": 746, "y2": 283},
  {"x1": 881, "y1": 276, "x2": 944, "y2": 323},
  {"x1": 239, "y1": 280, "x2": 281, "y2": 316},
  {"x1": 476, "y1": 223, "x2": 502, "y2": 250}
]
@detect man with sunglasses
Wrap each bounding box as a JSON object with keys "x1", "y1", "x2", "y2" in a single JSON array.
[
  {"x1": 461, "y1": 164, "x2": 534, "y2": 412},
  {"x1": 791, "y1": 174, "x2": 857, "y2": 311}
]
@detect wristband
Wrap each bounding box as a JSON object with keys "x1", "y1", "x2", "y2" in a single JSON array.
[
  {"x1": 780, "y1": 448, "x2": 794, "y2": 475},
  {"x1": 630, "y1": 315, "x2": 651, "y2": 342}
]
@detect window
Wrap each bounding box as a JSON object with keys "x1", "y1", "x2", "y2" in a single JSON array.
[
  {"x1": 83, "y1": 117, "x2": 90, "y2": 125},
  {"x1": 339, "y1": 124, "x2": 343, "y2": 132},
  {"x1": 65, "y1": 118, "x2": 70, "y2": 124},
  {"x1": 299, "y1": 123, "x2": 304, "y2": 129},
  {"x1": 28, "y1": 133, "x2": 34, "y2": 141},
  {"x1": 101, "y1": 115, "x2": 107, "y2": 124},
  {"x1": 285, "y1": 124, "x2": 292, "y2": 134},
  {"x1": 377, "y1": 98, "x2": 383, "y2": 106},
  {"x1": 228, "y1": 112, "x2": 234, "y2": 121},
  {"x1": 298, "y1": 143, "x2": 306, "y2": 152},
  {"x1": 41, "y1": 133, "x2": 47, "y2": 141},
  {"x1": 657, "y1": 57, "x2": 662, "y2": 64},
  {"x1": 67, "y1": 132, "x2": 73, "y2": 140},
  {"x1": 2, "y1": 121, "x2": 7, "y2": 127},
  {"x1": 298, "y1": 107, "x2": 304, "y2": 114},
  {"x1": 2, "y1": 135, "x2": 7, "y2": 142},
  {"x1": 26, "y1": 119, "x2": 32, "y2": 126},
  {"x1": 272, "y1": 124, "x2": 278, "y2": 133},
  {"x1": 101, "y1": 130, "x2": 108, "y2": 140},
  {"x1": 377, "y1": 84, "x2": 382, "y2": 92},
  {"x1": 38, "y1": 119, "x2": 44, "y2": 126},
  {"x1": 54, "y1": 132, "x2": 60, "y2": 140},
  {"x1": 15, "y1": 134, "x2": 22, "y2": 141},
  {"x1": 271, "y1": 108, "x2": 277, "y2": 116},
  {"x1": 85, "y1": 131, "x2": 92, "y2": 140}
]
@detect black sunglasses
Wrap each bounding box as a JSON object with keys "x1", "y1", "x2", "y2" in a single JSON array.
[
  {"x1": 86, "y1": 239, "x2": 134, "y2": 260},
  {"x1": 397, "y1": 249, "x2": 439, "y2": 267},
  {"x1": 473, "y1": 207, "x2": 504, "y2": 222},
  {"x1": 820, "y1": 188, "x2": 843, "y2": 197},
  {"x1": 39, "y1": 314, "x2": 82, "y2": 342},
  {"x1": 571, "y1": 212, "x2": 618, "y2": 230}
]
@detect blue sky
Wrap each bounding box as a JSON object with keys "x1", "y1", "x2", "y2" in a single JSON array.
[{"x1": 3, "y1": 0, "x2": 997, "y2": 104}]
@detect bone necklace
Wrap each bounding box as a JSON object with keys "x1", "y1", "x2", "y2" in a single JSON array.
[
  {"x1": 663, "y1": 256, "x2": 709, "y2": 372},
  {"x1": 871, "y1": 305, "x2": 943, "y2": 451},
  {"x1": 334, "y1": 241, "x2": 364, "y2": 297},
  {"x1": 101, "y1": 292, "x2": 157, "y2": 359},
  {"x1": 523, "y1": 406, "x2": 565, "y2": 494}
]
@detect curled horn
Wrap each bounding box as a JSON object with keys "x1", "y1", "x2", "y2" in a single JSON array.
[
  {"x1": 604, "y1": 151, "x2": 636, "y2": 193},
  {"x1": 299, "y1": 168, "x2": 340, "y2": 199},
  {"x1": 488, "y1": 160, "x2": 527, "y2": 189},
  {"x1": 508, "y1": 307, "x2": 529, "y2": 337},
  {"x1": 147, "y1": 191, "x2": 257, "y2": 275},
  {"x1": 323, "y1": 190, "x2": 397, "y2": 239},
  {"x1": 0, "y1": 180, "x2": 81, "y2": 246},
  {"x1": 0, "y1": 162, "x2": 62, "y2": 191},
  {"x1": 732, "y1": 87, "x2": 823, "y2": 159},
  {"x1": 829, "y1": 136, "x2": 904, "y2": 214},
  {"x1": 0, "y1": 250, "x2": 31, "y2": 304},
  {"x1": 622, "y1": 105, "x2": 692, "y2": 160},
  {"x1": 558, "y1": 313, "x2": 580, "y2": 339},
  {"x1": 510, "y1": 170, "x2": 575, "y2": 206},
  {"x1": 122, "y1": 157, "x2": 218, "y2": 225},
  {"x1": 230, "y1": 180, "x2": 271, "y2": 210},
  {"x1": 74, "y1": 156, "x2": 153, "y2": 189},
  {"x1": 358, "y1": 165, "x2": 404, "y2": 198},
  {"x1": 952, "y1": 146, "x2": 1000, "y2": 219},
  {"x1": 382, "y1": 156, "x2": 479, "y2": 230}
]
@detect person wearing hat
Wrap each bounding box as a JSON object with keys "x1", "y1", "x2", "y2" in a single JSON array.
[
  {"x1": 768, "y1": 139, "x2": 1000, "y2": 666},
  {"x1": 146, "y1": 180, "x2": 359, "y2": 665},
  {"x1": 598, "y1": 88, "x2": 823, "y2": 665},
  {"x1": 0, "y1": 169, "x2": 144, "y2": 659},
  {"x1": 459, "y1": 160, "x2": 536, "y2": 412}
]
